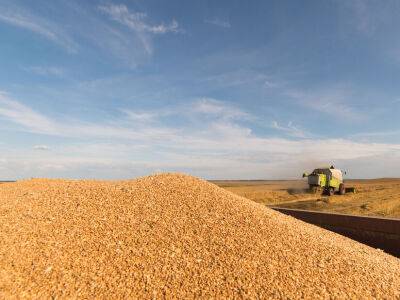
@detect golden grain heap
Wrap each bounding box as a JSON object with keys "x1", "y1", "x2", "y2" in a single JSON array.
[{"x1": 0, "y1": 174, "x2": 399, "y2": 299}]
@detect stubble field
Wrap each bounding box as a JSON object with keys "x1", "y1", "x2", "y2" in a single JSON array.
[{"x1": 213, "y1": 178, "x2": 400, "y2": 219}]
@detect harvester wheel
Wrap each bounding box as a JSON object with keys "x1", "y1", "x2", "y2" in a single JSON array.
[
  {"x1": 309, "y1": 185, "x2": 317, "y2": 194},
  {"x1": 324, "y1": 187, "x2": 334, "y2": 196},
  {"x1": 339, "y1": 183, "x2": 345, "y2": 195}
]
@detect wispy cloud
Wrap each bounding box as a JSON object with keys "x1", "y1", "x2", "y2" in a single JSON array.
[
  {"x1": 339, "y1": 1, "x2": 400, "y2": 65},
  {"x1": 0, "y1": 8, "x2": 78, "y2": 53},
  {"x1": 343, "y1": 0, "x2": 398, "y2": 37},
  {"x1": 192, "y1": 98, "x2": 251, "y2": 121},
  {"x1": 121, "y1": 109, "x2": 163, "y2": 123},
  {"x1": 271, "y1": 121, "x2": 309, "y2": 138},
  {"x1": 312, "y1": 101, "x2": 361, "y2": 120},
  {"x1": 263, "y1": 80, "x2": 280, "y2": 89},
  {"x1": 204, "y1": 18, "x2": 231, "y2": 28},
  {"x1": 287, "y1": 88, "x2": 364, "y2": 121},
  {"x1": 0, "y1": 2, "x2": 180, "y2": 67},
  {"x1": 0, "y1": 92, "x2": 177, "y2": 140},
  {"x1": 64, "y1": 3, "x2": 149, "y2": 68},
  {"x1": 99, "y1": 4, "x2": 181, "y2": 55},
  {"x1": 348, "y1": 0, "x2": 376, "y2": 35},
  {"x1": 99, "y1": 4, "x2": 180, "y2": 34},
  {"x1": 0, "y1": 92, "x2": 57, "y2": 134},
  {"x1": 351, "y1": 129, "x2": 400, "y2": 139},
  {"x1": 33, "y1": 145, "x2": 49, "y2": 151},
  {"x1": 1, "y1": 92, "x2": 400, "y2": 179},
  {"x1": 99, "y1": 4, "x2": 181, "y2": 34}
]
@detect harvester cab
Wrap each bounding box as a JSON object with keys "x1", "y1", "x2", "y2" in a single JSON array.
[{"x1": 303, "y1": 166, "x2": 346, "y2": 196}]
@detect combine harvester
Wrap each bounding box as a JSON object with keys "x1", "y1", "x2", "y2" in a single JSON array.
[
  {"x1": 268, "y1": 166, "x2": 399, "y2": 257},
  {"x1": 303, "y1": 165, "x2": 355, "y2": 195}
]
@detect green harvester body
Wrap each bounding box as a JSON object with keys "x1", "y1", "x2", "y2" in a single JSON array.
[{"x1": 303, "y1": 166, "x2": 345, "y2": 195}]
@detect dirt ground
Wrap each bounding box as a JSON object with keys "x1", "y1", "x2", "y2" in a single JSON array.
[{"x1": 213, "y1": 179, "x2": 400, "y2": 219}]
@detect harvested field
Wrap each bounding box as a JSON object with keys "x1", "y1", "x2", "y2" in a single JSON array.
[
  {"x1": 214, "y1": 179, "x2": 400, "y2": 218},
  {"x1": 0, "y1": 174, "x2": 399, "y2": 298}
]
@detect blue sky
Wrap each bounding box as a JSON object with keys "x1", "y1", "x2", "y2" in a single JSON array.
[{"x1": 1, "y1": 0, "x2": 400, "y2": 179}]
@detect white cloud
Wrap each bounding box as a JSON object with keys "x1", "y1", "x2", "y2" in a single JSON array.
[
  {"x1": 0, "y1": 8, "x2": 78, "y2": 53},
  {"x1": 204, "y1": 18, "x2": 231, "y2": 29},
  {"x1": 122, "y1": 110, "x2": 158, "y2": 123},
  {"x1": 264, "y1": 80, "x2": 280, "y2": 88},
  {"x1": 98, "y1": 4, "x2": 181, "y2": 55},
  {"x1": 1, "y1": 92, "x2": 400, "y2": 179},
  {"x1": 192, "y1": 98, "x2": 251, "y2": 121},
  {"x1": 33, "y1": 145, "x2": 49, "y2": 151},
  {"x1": 3, "y1": 134, "x2": 400, "y2": 180},
  {"x1": 0, "y1": 3, "x2": 177, "y2": 67},
  {"x1": 271, "y1": 121, "x2": 309, "y2": 138},
  {"x1": 99, "y1": 4, "x2": 180, "y2": 34}
]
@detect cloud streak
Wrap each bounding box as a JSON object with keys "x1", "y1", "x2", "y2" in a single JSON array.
[
  {"x1": 0, "y1": 8, "x2": 78, "y2": 53},
  {"x1": 192, "y1": 98, "x2": 251, "y2": 121},
  {"x1": 0, "y1": 92, "x2": 57, "y2": 134},
  {"x1": 287, "y1": 88, "x2": 364, "y2": 121},
  {"x1": 205, "y1": 18, "x2": 231, "y2": 28},
  {"x1": 0, "y1": 92, "x2": 176, "y2": 140},
  {"x1": 99, "y1": 4, "x2": 181, "y2": 55},
  {"x1": 99, "y1": 4, "x2": 180, "y2": 34},
  {"x1": 0, "y1": 2, "x2": 181, "y2": 66},
  {"x1": 33, "y1": 145, "x2": 49, "y2": 151},
  {"x1": 271, "y1": 121, "x2": 309, "y2": 138}
]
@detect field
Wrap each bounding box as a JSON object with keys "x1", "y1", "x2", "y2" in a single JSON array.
[{"x1": 213, "y1": 178, "x2": 400, "y2": 219}]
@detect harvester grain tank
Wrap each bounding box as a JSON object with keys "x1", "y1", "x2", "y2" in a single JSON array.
[{"x1": 303, "y1": 166, "x2": 346, "y2": 196}]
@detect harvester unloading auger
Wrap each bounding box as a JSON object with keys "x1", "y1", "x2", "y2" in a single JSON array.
[{"x1": 303, "y1": 166, "x2": 355, "y2": 196}]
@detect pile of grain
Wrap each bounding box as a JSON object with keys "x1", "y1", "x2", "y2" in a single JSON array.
[{"x1": 0, "y1": 174, "x2": 399, "y2": 298}]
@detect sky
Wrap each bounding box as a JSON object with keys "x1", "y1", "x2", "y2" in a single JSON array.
[{"x1": 1, "y1": 0, "x2": 400, "y2": 180}]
